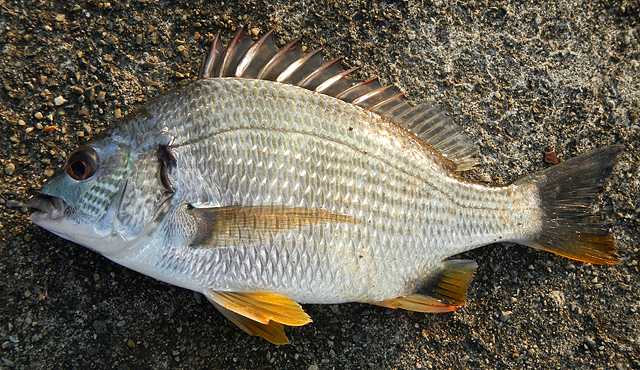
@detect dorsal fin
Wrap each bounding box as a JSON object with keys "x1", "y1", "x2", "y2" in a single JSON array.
[{"x1": 199, "y1": 24, "x2": 479, "y2": 171}]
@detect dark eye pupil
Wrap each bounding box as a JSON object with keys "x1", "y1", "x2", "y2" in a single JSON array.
[
  {"x1": 66, "y1": 147, "x2": 99, "y2": 181},
  {"x1": 70, "y1": 161, "x2": 86, "y2": 178}
]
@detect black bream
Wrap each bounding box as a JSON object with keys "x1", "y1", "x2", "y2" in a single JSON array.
[{"x1": 28, "y1": 25, "x2": 621, "y2": 344}]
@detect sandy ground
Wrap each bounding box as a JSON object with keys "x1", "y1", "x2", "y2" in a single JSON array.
[{"x1": 1, "y1": 0, "x2": 639, "y2": 369}]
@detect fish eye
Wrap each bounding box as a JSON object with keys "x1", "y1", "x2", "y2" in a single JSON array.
[{"x1": 66, "y1": 147, "x2": 99, "y2": 181}]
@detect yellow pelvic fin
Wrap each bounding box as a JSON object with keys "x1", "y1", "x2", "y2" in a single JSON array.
[
  {"x1": 208, "y1": 299, "x2": 290, "y2": 345},
  {"x1": 189, "y1": 205, "x2": 361, "y2": 248},
  {"x1": 370, "y1": 259, "x2": 477, "y2": 313},
  {"x1": 206, "y1": 291, "x2": 312, "y2": 327}
]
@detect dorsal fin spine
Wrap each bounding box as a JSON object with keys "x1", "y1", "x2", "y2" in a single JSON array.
[
  {"x1": 257, "y1": 36, "x2": 303, "y2": 79},
  {"x1": 315, "y1": 67, "x2": 359, "y2": 94},
  {"x1": 351, "y1": 85, "x2": 394, "y2": 106},
  {"x1": 200, "y1": 26, "x2": 480, "y2": 171},
  {"x1": 276, "y1": 48, "x2": 324, "y2": 84},
  {"x1": 236, "y1": 29, "x2": 276, "y2": 77}
]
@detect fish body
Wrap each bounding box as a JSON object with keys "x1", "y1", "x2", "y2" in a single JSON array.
[{"x1": 29, "y1": 26, "x2": 620, "y2": 344}]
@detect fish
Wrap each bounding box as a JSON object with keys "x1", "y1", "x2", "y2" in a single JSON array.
[{"x1": 28, "y1": 24, "x2": 621, "y2": 345}]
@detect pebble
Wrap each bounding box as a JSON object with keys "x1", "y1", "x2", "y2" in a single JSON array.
[
  {"x1": 116, "y1": 320, "x2": 127, "y2": 328},
  {"x1": 1, "y1": 358, "x2": 14, "y2": 368},
  {"x1": 5, "y1": 200, "x2": 20, "y2": 208},
  {"x1": 85, "y1": 88, "x2": 95, "y2": 102},
  {"x1": 548, "y1": 291, "x2": 565, "y2": 307},
  {"x1": 54, "y1": 96, "x2": 68, "y2": 106},
  {"x1": 44, "y1": 169, "x2": 55, "y2": 177},
  {"x1": 499, "y1": 310, "x2": 513, "y2": 322},
  {"x1": 34, "y1": 112, "x2": 44, "y2": 119},
  {"x1": 4, "y1": 163, "x2": 15, "y2": 175},
  {"x1": 127, "y1": 339, "x2": 136, "y2": 348},
  {"x1": 584, "y1": 336, "x2": 596, "y2": 349}
]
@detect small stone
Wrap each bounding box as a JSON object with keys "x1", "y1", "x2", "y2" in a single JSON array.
[
  {"x1": 44, "y1": 169, "x2": 55, "y2": 177},
  {"x1": 54, "y1": 96, "x2": 68, "y2": 106},
  {"x1": 544, "y1": 150, "x2": 559, "y2": 164},
  {"x1": 55, "y1": 14, "x2": 66, "y2": 22},
  {"x1": 499, "y1": 310, "x2": 513, "y2": 322},
  {"x1": 97, "y1": 91, "x2": 106, "y2": 103},
  {"x1": 24, "y1": 290, "x2": 31, "y2": 298},
  {"x1": 4, "y1": 163, "x2": 15, "y2": 175},
  {"x1": 85, "y1": 88, "x2": 95, "y2": 102},
  {"x1": 127, "y1": 339, "x2": 135, "y2": 348},
  {"x1": 1, "y1": 358, "x2": 14, "y2": 368},
  {"x1": 79, "y1": 106, "x2": 90, "y2": 116},
  {"x1": 198, "y1": 349, "x2": 210, "y2": 357},
  {"x1": 24, "y1": 234, "x2": 32, "y2": 242},
  {"x1": 17, "y1": 120, "x2": 25, "y2": 126},
  {"x1": 34, "y1": 112, "x2": 44, "y2": 120},
  {"x1": 548, "y1": 290, "x2": 565, "y2": 307},
  {"x1": 116, "y1": 320, "x2": 127, "y2": 328},
  {"x1": 1, "y1": 342, "x2": 11, "y2": 350},
  {"x1": 5, "y1": 200, "x2": 20, "y2": 208},
  {"x1": 114, "y1": 108, "x2": 122, "y2": 119},
  {"x1": 584, "y1": 336, "x2": 596, "y2": 349},
  {"x1": 250, "y1": 28, "x2": 260, "y2": 37},
  {"x1": 8, "y1": 334, "x2": 18, "y2": 343}
]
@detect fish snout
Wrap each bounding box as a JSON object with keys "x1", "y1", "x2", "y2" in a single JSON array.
[{"x1": 28, "y1": 194, "x2": 67, "y2": 221}]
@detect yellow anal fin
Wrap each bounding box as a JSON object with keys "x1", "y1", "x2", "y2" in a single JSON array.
[
  {"x1": 370, "y1": 260, "x2": 477, "y2": 313},
  {"x1": 206, "y1": 291, "x2": 312, "y2": 327},
  {"x1": 189, "y1": 205, "x2": 361, "y2": 248},
  {"x1": 371, "y1": 293, "x2": 459, "y2": 313},
  {"x1": 208, "y1": 299, "x2": 290, "y2": 345}
]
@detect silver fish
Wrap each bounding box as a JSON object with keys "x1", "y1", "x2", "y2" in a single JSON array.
[{"x1": 28, "y1": 25, "x2": 620, "y2": 344}]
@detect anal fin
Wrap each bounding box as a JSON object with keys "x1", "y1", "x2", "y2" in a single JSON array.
[{"x1": 370, "y1": 260, "x2": 477, "y2": 313}]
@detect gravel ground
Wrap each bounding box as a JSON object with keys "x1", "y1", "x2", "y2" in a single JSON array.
[{"x1": 1, "y1": 0, "x2": 639, "y2": 369}]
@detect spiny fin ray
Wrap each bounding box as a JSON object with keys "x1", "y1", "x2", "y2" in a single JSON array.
[{"x1": 198, "y1": 23, "x2": 479, "y2": 171}]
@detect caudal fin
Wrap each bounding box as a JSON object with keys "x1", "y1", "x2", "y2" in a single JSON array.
[{"x1": 516, "y1": 146, "x2": 622, "y2": 265}]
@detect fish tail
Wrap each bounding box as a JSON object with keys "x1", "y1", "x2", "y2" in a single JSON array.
[{"x1": 516, "y1": 146, "x2": 622, "y2": 265}]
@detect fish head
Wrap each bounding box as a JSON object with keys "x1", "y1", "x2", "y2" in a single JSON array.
[{"x1": 28, "y1": 135, "x2": 160, "y2": 257}]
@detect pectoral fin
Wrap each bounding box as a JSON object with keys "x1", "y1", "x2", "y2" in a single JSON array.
[
  {"x1": 208, "y1": 299, "x2": 290, "y2": 345},
  {"x1": 370, "y1": 260, "x2": 477, "y2": 313},
  {"x1": 206, "y1": 291, "x2": 312, "y2": 327},
  {"x1": 189, "y1": 205, "x2": 360, "y2": 248}
]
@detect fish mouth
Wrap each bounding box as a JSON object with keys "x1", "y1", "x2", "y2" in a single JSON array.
[{"x1": 27, "y1": 194, "x2": 67, "y2": 222}]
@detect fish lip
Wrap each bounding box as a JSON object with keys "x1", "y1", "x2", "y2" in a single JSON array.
[{"x1": 27, "y1": 194, "x2": 67, "y2": 221}]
